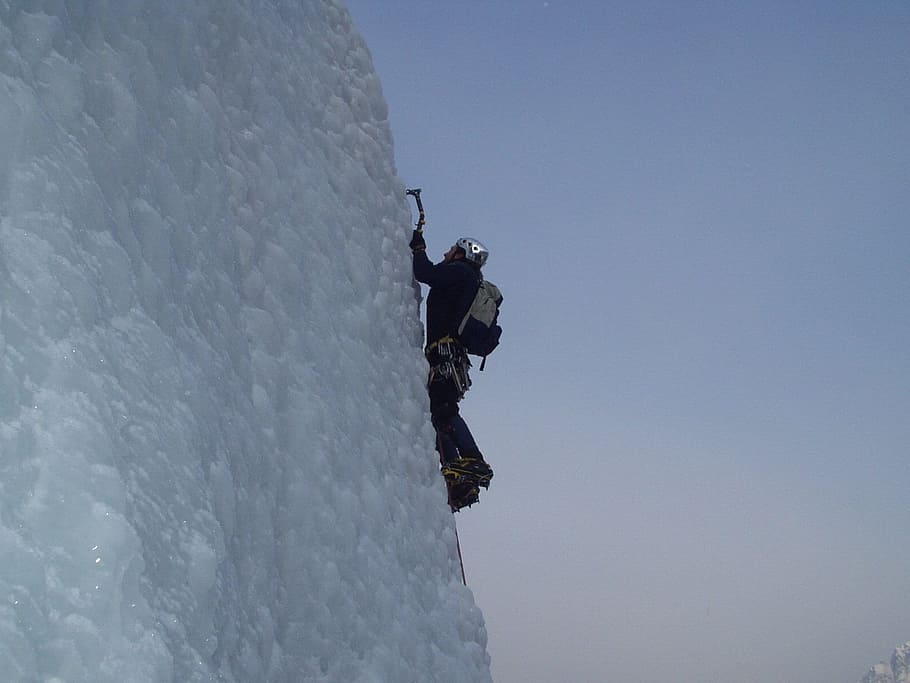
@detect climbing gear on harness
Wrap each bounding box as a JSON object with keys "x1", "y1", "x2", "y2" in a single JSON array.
[{"x1": 426, "y1": 336, "x2": 472, "y2": 398}]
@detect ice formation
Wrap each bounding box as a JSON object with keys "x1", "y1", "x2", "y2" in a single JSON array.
[{"x1": 0, "y1": 1, "x2": 490, "y2": 680}]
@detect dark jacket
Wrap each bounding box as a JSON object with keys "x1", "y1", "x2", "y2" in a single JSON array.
[{"x1": 413, "y1": 250, "x2": 480, "y2": 345}]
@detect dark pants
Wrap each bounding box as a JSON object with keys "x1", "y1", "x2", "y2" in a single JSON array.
[{"x1": 428, "y1": 373, "x2": 479, "y2": 465}]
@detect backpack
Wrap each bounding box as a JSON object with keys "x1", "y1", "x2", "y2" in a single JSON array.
[{"x1": 457, "y1": 279, "x2": 503, "y2": 368}]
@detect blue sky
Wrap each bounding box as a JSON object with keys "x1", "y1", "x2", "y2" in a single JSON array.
[{"x1": 345, "y1": 2, "x2": 910, "y2": 681}]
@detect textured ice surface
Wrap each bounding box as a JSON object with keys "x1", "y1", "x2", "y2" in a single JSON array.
[{"x1": 0, "y1": 2, "x2": 490, "y2": 681}]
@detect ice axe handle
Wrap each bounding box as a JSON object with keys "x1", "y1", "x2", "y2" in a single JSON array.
[{"x1": 406, "y1": 188, "x2": 425, "y2": 231}]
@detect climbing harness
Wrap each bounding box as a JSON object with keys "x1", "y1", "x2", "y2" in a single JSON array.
[{"x1": 426, "y1": 336, "x2": 472, "y2": 398}]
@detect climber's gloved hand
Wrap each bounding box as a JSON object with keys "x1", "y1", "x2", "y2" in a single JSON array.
[{"x1": 409, "y1": 229, "x2": 426, "y2": 252}]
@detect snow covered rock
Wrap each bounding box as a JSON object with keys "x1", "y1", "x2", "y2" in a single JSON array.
[
  {"x1": 0, "y1": 1, "x2": 491, "y2": 681},
  {"x1": 861, "y1": 643, "x2": 910, "y2": 683}
]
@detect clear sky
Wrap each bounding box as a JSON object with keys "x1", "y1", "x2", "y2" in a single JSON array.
[{"x1": 345, "y1": 2, "x2": 910, "y2": 682}]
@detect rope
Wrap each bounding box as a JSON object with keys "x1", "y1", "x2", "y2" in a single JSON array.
[
  {"x1": 454, "y1": 524, "x2": 467, "y2": 585},
  {"x1": 438, "y1": 430, "x2": 467, "y2": 585}
]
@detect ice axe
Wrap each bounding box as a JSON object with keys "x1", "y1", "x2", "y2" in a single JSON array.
[{"x1": 406, "y1": 188, "x2": 425, "y2": 232}]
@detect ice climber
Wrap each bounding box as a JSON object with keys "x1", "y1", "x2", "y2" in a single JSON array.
[{"x1": 410, "y1": 230, "x2": 494, "y2": 511}]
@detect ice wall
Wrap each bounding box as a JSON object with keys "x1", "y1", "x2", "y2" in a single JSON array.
[{"x1": 0, "y1": 1, "x2": 490, "y2": 681}]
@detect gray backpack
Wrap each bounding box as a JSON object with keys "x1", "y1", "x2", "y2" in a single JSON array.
[{"x1": 458, "y1": 279, "x2": 503, "y2": 369}]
